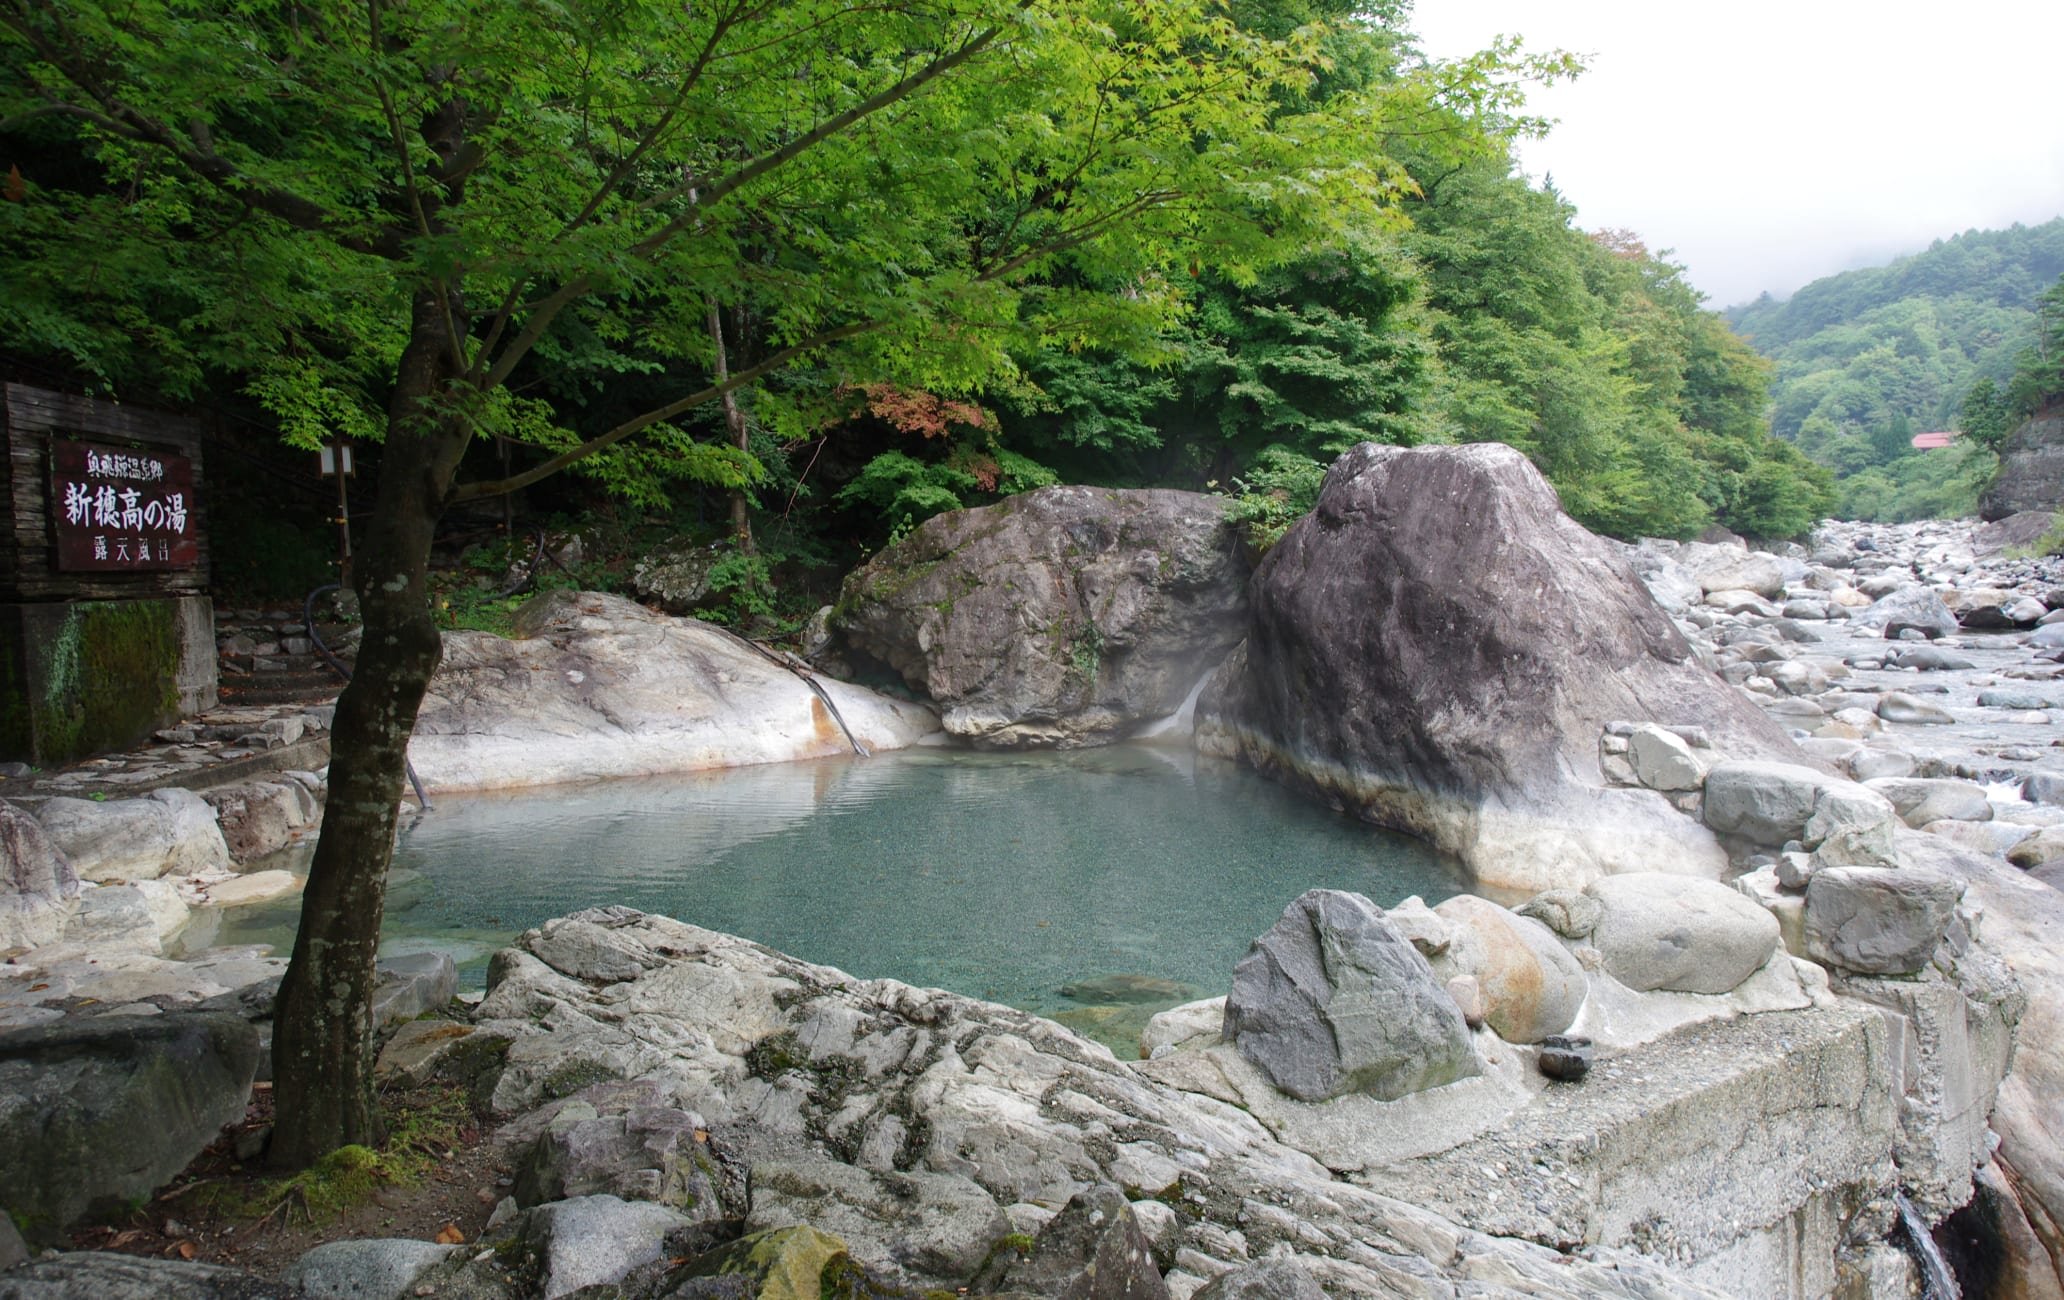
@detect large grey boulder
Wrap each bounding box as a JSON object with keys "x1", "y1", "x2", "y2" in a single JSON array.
[
  {"x1": 628, "y1": 537, "x2": 723, "y2": 615},
  {"x1": 1701, "y1": 762, "x2": 1897, "y2": 860},
  {"x1": 33, "y1": 788, "x2": 228, "y2": 883},
  {"x1": 0, "y1": 802, "x2": 78, "y2": 953},
  {"x1": 1804, "y1": 866, "x2": 1963, "y2": 975},
  {"x1": 832, "y1": 486, "x2": 1249, "y2": 747},
  {"x1": 1583, "y1": 874, "x2": 1781, "y2": 995},
  {"x1": 1980, "y1": 403, "x2": 2064, "y2": 520},
  {"x1": 1194, "y1": 443, "x2": 1797, "y2": 893},
  {"x1": 1222, "y1": 889, "x2": 1476, "y2": 1102},
  {"x1": 745, "y1": 1159, "x2": 1010, "y2": 1289},
  {"x1": 1689, "y1": 549, "x2": 1786, "y2": 599},
  {"x1": 515, "y1": 1080, "x2": 725, "y2": 1216},
  {"x1": 1852, "y1": 584, "x2": 1959, "y2": 640},
  {"x1": 0, "y1": 1012, "x2": 259, "y2": 1244},
  {"x1": 407, "y1": 591, "x2": 940, "y2": 791}
]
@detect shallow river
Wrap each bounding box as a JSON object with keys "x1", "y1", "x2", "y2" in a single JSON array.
[{"x1": 209, "y1": 745, "x2": 1462, "y2": 1051}]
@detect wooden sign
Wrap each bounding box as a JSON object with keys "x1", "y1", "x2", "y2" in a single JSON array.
[{"x1": 48, "y1": 438, "x2": 201, "y2": 571}]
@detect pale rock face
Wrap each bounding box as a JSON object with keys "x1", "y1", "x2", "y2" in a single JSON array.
[
  {"x1": 32, "y1": 787, "x2": 228, "y2": 883},
  {"x1": 1195, "y1": 442, "x2": 1794, "y2": 892},
  {"x1": 1222, "y1": 889, "x2": 1477, "y2": 1103},
  {"x1": 0, "y1": 802, "x2": 78, "y2": 953},
  {"x1": 1582, "y1": 873, "x2": 1782, "y2": 995},
  {"x1": 408, "y1": 590, "x2": 942, "y2": 791},
  {"x1": 1428, "y1": 894, "x2": 1586, "y2": 1044}
]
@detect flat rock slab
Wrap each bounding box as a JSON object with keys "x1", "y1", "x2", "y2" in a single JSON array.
[{"x1": 1354, "y1": 1006, "x2": 1894, "y2": 1284}]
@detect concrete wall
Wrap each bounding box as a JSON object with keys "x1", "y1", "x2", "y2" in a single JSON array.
[{"x1": 0, "y1": 596, "x2": 216, "y2": 765}]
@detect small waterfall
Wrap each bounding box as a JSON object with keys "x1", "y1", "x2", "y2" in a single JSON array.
[
  {"x1": 1898, "y1": 1193, "x2": 1961, "y2": 1300},
  {"x1": 1134, "y1": 668, "x2": 1216, "y2": 743}
]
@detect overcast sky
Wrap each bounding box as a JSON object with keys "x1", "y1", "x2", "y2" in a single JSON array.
[{"x1": 1409, "y1": 1, "x2": 2064, "y2": 309}]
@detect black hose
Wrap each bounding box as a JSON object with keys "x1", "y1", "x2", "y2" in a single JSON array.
[
  {"x1": 716, "y1": 626, "x2": 871, "y2": 758},
  {"x1": 303, "y1": 584, "x2": 434, "y2": 811}
]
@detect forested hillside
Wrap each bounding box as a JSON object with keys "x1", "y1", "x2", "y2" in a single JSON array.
[
  {"x1": 1725, "y1": 219, "x2": 2064, "y2": 520},
  {"x1": 1, "y1": 0, "x2": 1834, "y2": 631}
]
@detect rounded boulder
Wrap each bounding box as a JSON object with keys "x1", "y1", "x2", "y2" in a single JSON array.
[
  {"x1": 1583, "y1": 873, "x2": 1781, "y2": 995},
  {"x1": 1431, "y1": 894, "x2": 1586, "y2": 1044}
]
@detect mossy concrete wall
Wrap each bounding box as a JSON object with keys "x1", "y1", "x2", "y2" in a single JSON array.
[{"x1": 0, "y1": 596, "x2": 216, "y2": 765}]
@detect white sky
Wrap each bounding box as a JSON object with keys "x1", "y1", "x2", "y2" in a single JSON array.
[{"x1": 1410, "y1": 0, "x2": 2064, "y2": 308}]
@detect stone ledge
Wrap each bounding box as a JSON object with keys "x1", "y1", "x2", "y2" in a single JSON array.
[{"x1": 1351, "y1": 1005, "x2": 1895, "y2": 1289}]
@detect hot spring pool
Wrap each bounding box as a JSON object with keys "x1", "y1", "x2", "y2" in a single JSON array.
[{"x1": 208, "y1": 746, "x2": 1463, "y2": 1052}]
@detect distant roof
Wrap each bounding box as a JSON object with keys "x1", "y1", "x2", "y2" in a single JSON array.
[{"x1": 1910, "y1": 431, "x2": 1960, "y2": 449}]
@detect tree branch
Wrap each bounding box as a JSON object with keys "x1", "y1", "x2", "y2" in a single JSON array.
[{"x1": 450, "y1": 321, "x2": 874, "y2": 502}]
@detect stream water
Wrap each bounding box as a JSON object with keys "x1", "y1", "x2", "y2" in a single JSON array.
[{"x1": 203, "y1": 745, "x2": 1463, "y2": 1052}]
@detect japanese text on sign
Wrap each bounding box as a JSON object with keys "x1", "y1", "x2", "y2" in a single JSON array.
[{"x1": 50, "y1": 438, "x2": 200, "y2": 572}]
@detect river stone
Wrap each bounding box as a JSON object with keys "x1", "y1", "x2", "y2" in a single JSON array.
[
  {"x1": 2032, "y1": 623, "x2": 2064, "y2": 649},
  {"x1": 1877, "y1": 692, "x2": 1956, "y2": 725},
  {"x1": 978, "y1": 1185, "x2": 1167, "y2": 1300},
  {"x1": 1801, "y1": 783, "x2": 1899, "y2": 866},
  {"x1": 1692, "y1": 550, "x2": 1786, "y2": 599},
  {"x1": 1700, "y1": 760, "x2": 1830, "y2": 845},
  {"x1": 204, "y1": 869, "x2": 302, "y2": 908},
  {"x1": 1888, "y1": 645, "x2": 1975, "y2": 672},
  {"x1": 1222, "y1": 889, "x2": 1476, "y2": 1102},
  {"x1": 1429, "y1": 895, "x2": 1585, "y2": 1043},
  {"x1": 1866, "y1": 777, "x2": 1994, "y2": 828},
  {"x1": 409, "y1": 591, "x2": 940, "y2": 791},
  {"x1": 1194, "y1": 443, "x2": 1792, "y2": 892},
  {"x1": 1627, "y1": 725, "x2": 1706, "y2": 791},
  {"x1": 0, "y1": 801, "x2": 78, "y2": 953},
  {"x1": 284, "y1": 1239, "x2": 455, "y2": 1300},
  {"x1": 2009, "y1": 828, "x2": 2064, "y2": 869},
  {"x1": 1583, "y1": 873, "x2": 1781, "y2": 995},
  {"x1": 1849, "y1": 749, "x2": 1916, "y2": 782},
  {"x1": 1983, "y1": 689, "x2": 2058, "y2": 712},
  {"x1": 0, "y1": 1012, "x2": 259, "y2": 1245},
  {"x1": 1192, "y1": 1258, "x2": 1327, "y2": 1300},
  {"x1": 0, "y1": 1253, "x2": 295, "y2": 1298},
  {"x1": 1855, "y1": 585, "x2": 1959, "y2": 640},
  {"x1": 831, "y1": 486, "x2": 1248, "y2": 747},
  {"x1": 745, "y1": 1159, "x2": 1009, "y2": 1289},
  {"x1": 32, "y1": 788, "x2": 229, "y2": 883},
  {"x1": 524, "y1": 1194, "x2": 695, "y2": 1300},
  {"x1": 1804, "y1": 866, "x2": 1963, "y2": 976}
]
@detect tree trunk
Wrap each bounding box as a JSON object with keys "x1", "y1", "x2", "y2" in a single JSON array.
[
  {"x1": 268, "y1": 291, "x2": 470, "y2": 1168},
  {"x1": 708, "y1": 299, "x2": 753, "y2": 553}
]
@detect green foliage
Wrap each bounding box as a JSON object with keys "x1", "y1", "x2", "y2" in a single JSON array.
[
  {"x1": 1219, "y1": 445, "x2": 1329, "y2": 550},
  {"x1": 1726, "y1": 220, "x2": 2064, "y2": 520}
]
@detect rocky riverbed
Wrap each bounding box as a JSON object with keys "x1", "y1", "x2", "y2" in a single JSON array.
[{"x1": 7, "y1": 452, "x2": 2064, "y2": 1298}]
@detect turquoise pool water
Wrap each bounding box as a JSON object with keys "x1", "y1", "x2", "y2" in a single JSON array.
[{"x1": 213, "y1": 746, "x2": 1462, "y2": 1052}]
